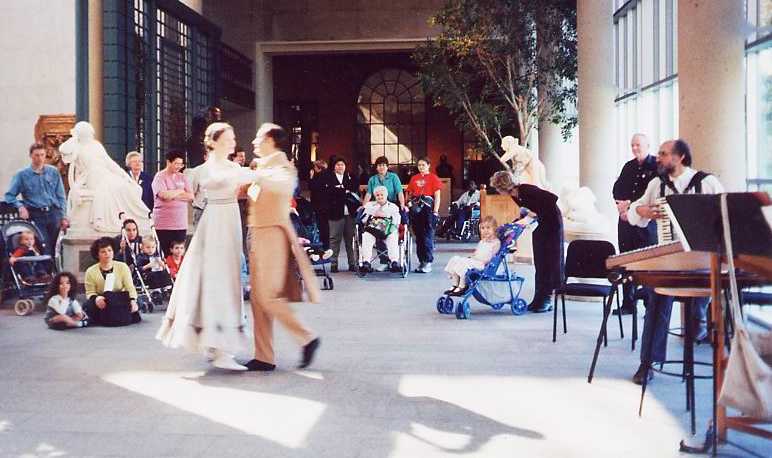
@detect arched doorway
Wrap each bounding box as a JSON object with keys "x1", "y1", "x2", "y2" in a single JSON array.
[{"x1": 355, "y1": 68, "x2": 426, "y2": 179}]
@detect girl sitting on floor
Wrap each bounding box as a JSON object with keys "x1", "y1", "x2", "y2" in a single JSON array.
[
  {"x1": 444, "y1": 216, "x2": 500, "y2": 296},
  {"x1": 44, "y1": 272, "x2": 88, "y2": 330}
]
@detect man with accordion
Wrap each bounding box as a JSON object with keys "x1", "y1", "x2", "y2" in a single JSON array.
[{"x1": 626, "y1": 139, "x2": 724, "y2": 384}]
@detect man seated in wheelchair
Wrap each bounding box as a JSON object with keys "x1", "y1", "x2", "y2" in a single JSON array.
[
  {"x1": 443, "y1": 216, "x2": 500, "y2": 296},
  {"x1": 358, "y1": 186, "x2": 402, "y2": 273},
  {"x1": 9, "y1": 230, "x2": 52, "y2": 284},
  {"x1": 439, "y1": 181, "x2": 480, "y2": 238},
  {"x1": 135, "y1": 237, "x2": 172, "y2": 290}
]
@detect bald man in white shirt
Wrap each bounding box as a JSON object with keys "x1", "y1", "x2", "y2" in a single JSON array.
[{"x1": 628, "y1": 139, "x2": 724, "y2": 385}]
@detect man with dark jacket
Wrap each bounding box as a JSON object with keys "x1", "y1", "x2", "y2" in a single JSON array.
[
  {"x1": 324, "y1": 157, "x2": 359, "y2": 272},
  {"x1": 612, "y1": 133, "x2": 657, "y2": 315}
]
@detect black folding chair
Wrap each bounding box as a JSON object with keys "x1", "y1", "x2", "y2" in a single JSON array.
[{"x1": 553, "y1": 240, "x2": 625, "y2": 345}]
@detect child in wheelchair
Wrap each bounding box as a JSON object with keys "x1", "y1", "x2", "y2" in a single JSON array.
[
  {"x1": 443, "y1": 216, "x2": 500, "y2": 296},
  {"x1": 358, "y1": 186, "x2": 402, "y2": 273}
]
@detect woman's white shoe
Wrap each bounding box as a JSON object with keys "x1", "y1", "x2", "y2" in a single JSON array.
[{"x1": 211, "y1": 350, "x2": 247, "y2": 371}]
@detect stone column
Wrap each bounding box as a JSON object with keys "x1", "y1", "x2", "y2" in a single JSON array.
[
  {"x1": 577, "y1": 0, "x2": 617, "y2": 219},
  {"x1": 255, "y1": 44, "x2": 274, "y2": 128},
  {"x1": 678, "y1": 0, "x2": 745, "y2": 191},
  {"x1": 538, "y1": 119, "x2": 564, "y2": 188},
  {"x1": 87, "y1": 0, "x2": 103, "y2": 140}
]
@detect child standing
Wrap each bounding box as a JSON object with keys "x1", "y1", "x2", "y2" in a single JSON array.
[
  {"x1": 164, "y1": 240, "x2": 185, "y2": 280},
  {"x1": 10, "y1": 231, "x2": 51, "y2": 283},
  {"x1": 44, "y1": 272, "x2": 88, "y2": 330},
  {"x1": 444, "y1": 216, "x2": 501, "y2": 296}
]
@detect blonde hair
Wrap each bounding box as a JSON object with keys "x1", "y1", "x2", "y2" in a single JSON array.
[
  {"x1": 125, "y1": 151, "x2": 142, "y2": 166},
  {"x1": 204, "y1": 122, "x2": 234, "y2": 151},
  {"x1": 490, "y1": 170, "x2": 520, "y2": 193},
  {"x1": 479, "y1": 215, "x2": 498, "y2": 229}
]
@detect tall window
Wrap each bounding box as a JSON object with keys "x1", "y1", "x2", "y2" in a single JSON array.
[
  {"x1": 613, "y1": 0, "x2": 678, "y2": 168},
  {"x1": 356, "y1": 69, "x2": 426, "y2": 166},
  {"x1": 746, "y1": 0, "x2": 772, "y2": 191},
  {"x1": 107, "y1": 0, "x2": 219, "y2": 171}
]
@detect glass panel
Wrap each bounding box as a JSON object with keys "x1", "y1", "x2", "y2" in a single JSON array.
[
  {"x1": 383, "y1": 95, "x2": 398, "y2": 123},
  {"x1": 370, "y1": 103, "x2": 384, "y2": 123},
  {"x1": 370, "y1": 124, "x2": 385, "y2": 144}
]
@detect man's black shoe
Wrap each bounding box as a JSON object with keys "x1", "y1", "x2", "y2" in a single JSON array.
[
  {"x1": 632, "y1": 363, "x2": 654, "y2": 385},
  {"x1": 244, "y1": 359, "x2": 276, "y2": 372},
  {"x1": 613, "y1": 305, "x2": 635, "y2": 316},
  {"x1": 299, "y1": 337, "x2": 321, "y2": 369}
]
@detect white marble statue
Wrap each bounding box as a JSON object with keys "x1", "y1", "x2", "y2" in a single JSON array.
[
  {"x1": 557, "y1": 185, "x2": 611, "y2": 236},
  {"x1": 59, "y1": 121, "x2": 152, "y2": 235},
  {"x1": 499, "y1": 136, "x2": 549, "y2": 189}
]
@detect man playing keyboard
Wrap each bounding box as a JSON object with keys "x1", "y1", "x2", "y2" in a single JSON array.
[{"x1": 627, "y1": 139, "x2": 724, "y2": 384}]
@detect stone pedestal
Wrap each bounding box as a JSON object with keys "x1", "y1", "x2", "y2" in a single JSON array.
[{"x1": 61, "y1": 236, "x2": 98, "y2": 282}]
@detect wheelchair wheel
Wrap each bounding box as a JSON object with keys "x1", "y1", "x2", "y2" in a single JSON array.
[
  {"x1": 14, "y1": 299, "x2": 34, "y2": 316},
  {"x1": 511, "y1": 298, "x2": 527, "y2": 316},
  {"x1": 352, "y1": 226, "x2": 361, "y2": 274}
]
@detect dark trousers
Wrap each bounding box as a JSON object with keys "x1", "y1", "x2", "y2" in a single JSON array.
[
  {"x1": 640, "y1": 293, "x2": 709, "y2": 363},
  {"x1": 532, "y1": 215, "x2": 565, "y2": 298},
  {"x1": 411, "y1": 208, "x2": 436, "y2": 263},
  {"x1": 29, "y1": 208, "x2": 63, "y2": 256},
  {"x1": 618, "y1": 219, "x2": 657, "y2": 308},
  {"x1": 83, "y1": 292, "x2": 141, "y2": 327},
  {"x1": 455, "y1": 206, "x2": 471, "y2": 232},
  {"x1": 155, "y1": 229, "x2": 187, "y2": 257},
  {"x1": 316, "y1": 210, "x2": 330, "y2": 250}
]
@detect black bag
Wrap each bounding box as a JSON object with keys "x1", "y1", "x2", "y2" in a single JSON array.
[{"x1": 409, "y1": 196, "x2": 433, "y2": 215}]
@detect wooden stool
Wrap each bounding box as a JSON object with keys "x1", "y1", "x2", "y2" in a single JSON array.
[{"x1": 654, "y1": 287, "x2": 713, "y2": 435}]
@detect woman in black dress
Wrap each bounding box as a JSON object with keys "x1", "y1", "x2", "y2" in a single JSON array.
[{"x1": 490, "y1": 170, "x2": 564, "y2": 312}]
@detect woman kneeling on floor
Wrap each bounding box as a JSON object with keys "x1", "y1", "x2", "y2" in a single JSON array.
[{"x1": 83, "y1": 237, "x2": 141, "y2": 326}]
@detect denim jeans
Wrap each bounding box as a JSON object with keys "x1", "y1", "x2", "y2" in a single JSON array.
[{"x1": 28, "y1": 208, "x2": 63, "y2": 256}]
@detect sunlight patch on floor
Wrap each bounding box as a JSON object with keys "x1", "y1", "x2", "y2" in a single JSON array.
[
  {"x1": 396, "y1": 375, "x2": 687, "y2": 457},
  {"x1": 102, "y1": 371, "x2": 326, "y2": 449}
]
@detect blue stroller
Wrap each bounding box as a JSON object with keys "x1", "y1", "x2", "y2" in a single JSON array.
[
  {"x1": 436, "y1": 222, "x2": 533, "y2": 320},
  {"x1": 291, "y1": 196, "x2": 334, "y2": 290}
]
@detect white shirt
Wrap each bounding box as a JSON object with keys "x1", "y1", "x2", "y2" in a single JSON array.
[
  {"x1": 455, "y1": 190, "x2": 480, "y2": 207},
  {"x1": 336, "y1": 172, "x2": 349, "y2": 216},
  {"x1": 627, "y1": 167, "x2": 725, "y2": 228},
  {"x1": 47, "y1": 295, "x2": 83, "y2": 316},
  {"x1": 363, "y1": 201, "x2": 401, "y2": 226}
]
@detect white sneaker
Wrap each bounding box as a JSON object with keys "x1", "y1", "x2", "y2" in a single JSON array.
[
  {"x1": 421, "y1": 262, "x2": 433, "y2": 273},
  {"x1": 212, "y1": 350, "x2": 247, "y2": 371},
  {"x1": 374, "y1": 263, "x2": 389, "y2": 272}
]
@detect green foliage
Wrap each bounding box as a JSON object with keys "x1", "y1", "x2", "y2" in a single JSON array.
[{"x1": 414, "y1": 0, "x2": 577, "y2": 159}]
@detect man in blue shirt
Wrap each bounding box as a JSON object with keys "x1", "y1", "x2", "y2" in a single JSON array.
[{"x1": 5, "y1": 143, "x2": 69, "y2": 254}]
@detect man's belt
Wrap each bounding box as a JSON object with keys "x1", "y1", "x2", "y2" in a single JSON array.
[{"x1": 27, "y1": 206, "x2": 54, "y2": 212}]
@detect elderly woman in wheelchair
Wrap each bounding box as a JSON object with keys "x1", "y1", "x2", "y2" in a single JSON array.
[{"x1": 356, "y1": 186, "x2": 403, "y2": 274}]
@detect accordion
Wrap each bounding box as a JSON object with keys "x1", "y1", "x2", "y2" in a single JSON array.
[{"x1": 364, "y1": 216, "x2": 395, "y2": 239}]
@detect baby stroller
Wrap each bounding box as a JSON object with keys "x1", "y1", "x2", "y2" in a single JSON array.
[
  {"x1": 121, "y1": 213, "x2": 173, "y2": 313},
  {"x1": 436, "y1": 221, "x2": 534, "y2": 320},
  {"x1": 1, "y1": 219, "x2": 59, "y2": 316},
  {"x1": 291, "y1": 196, "x2": 334, "y2": 290},
  {"x1": 352, "y1": 207, "x2": 412, "y2": 278}
]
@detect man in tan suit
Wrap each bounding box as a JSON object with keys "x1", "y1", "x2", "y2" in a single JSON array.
[{"x1": 243, "y1": 123, "x2": 321, "y2": 371}]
